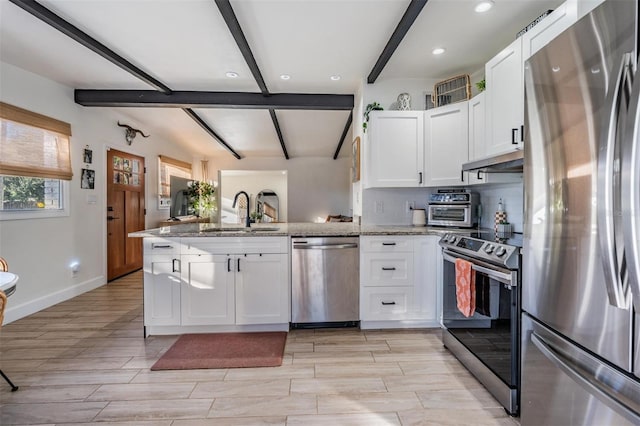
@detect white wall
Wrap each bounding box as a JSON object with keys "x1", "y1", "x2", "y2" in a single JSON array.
[
  {"x1": 220, "y1": 170, "x2": 288, "y2": 222},
  {"x1": 473, "y1": 182, "x2": 524, "y2": 233},
  {"x1": 0, "y1": 61, "x2": 197, "y2": 322},
  {"x1": 209, "y1": 156, "x2": 351, "y2": 223},
  {"x1": 363, "y1": 77, "x2": 440, "y2": 111}
]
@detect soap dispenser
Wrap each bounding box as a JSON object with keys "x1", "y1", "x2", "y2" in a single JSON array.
[{"x1": 494, "y1": 198, "x2": 508, "y2": 233}]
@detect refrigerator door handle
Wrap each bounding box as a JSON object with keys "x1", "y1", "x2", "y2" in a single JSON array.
[
  {"x1": 531, "y1": 331, "x2": 640, "y2": 424},
  {"x1": 597, "y1": 52, "x2": 633, "y2": 309},
  {"x1": 622, "y1": 66, "x2": 640, "y2": 311}
]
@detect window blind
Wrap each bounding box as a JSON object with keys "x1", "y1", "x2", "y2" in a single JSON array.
[
  {"x1": 158, "y1": 155, "x2": 192, "y2": 197},
  {"x1": 0, "y1": 102, "x2": 73, "y2": 180}
]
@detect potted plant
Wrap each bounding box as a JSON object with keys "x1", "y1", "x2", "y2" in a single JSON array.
[
  {"x1": 250, "y1": 211, "x2": 263, "y2": 223},
  {"x1": 186, "y1": 180, "x2": 216, "y2": 219},
  {"x1": 363, "y1": 102, "x2": 383, "y2": 133}
]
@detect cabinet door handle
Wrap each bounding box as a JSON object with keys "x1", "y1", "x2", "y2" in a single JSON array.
[
  {"x1": 237, "y1": 258, "x2": 241, "y2": 272},
  {"x1": 521, "y1": 124, "x2": 524, "y2": 142},
  {"x1": 382, "y1": 267, "x2": 396, "y2": 271},
  {"x1": 461, "y1": 170, "x2": 464, "y2": 182},
  {"x1": 512, "y1": 128, "x2": 518, "y2": 144},
  {"x1": 227, "y1": 258, "x2": 231, "y2": 272},
  {"x1": 172, "y1": 259, "x2": 180, "y2": 273},
  {"x1": 418, "y1": 172, "x2": 423, "y2": 184},
  {"x1": 477, "y1": 170, "x2": 484, "y2": 180},
  {"x1": 382, "y1": 242, "x2": 396, "y2": 246},
  {"x1": 381, "y1": 301, "x2": 396, "y2": 306},
  {"x1": 152, "y1": 244, "x2": 172, "y2": 249}
]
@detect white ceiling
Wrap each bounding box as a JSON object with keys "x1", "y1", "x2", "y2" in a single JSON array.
[{"x1": 0, "y1": 0, "x2": 563, "y2": 160}]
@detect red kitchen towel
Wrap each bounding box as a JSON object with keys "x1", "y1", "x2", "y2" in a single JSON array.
[{"x1": 455, "y1": 258, "x2": 476, "y2": 317}]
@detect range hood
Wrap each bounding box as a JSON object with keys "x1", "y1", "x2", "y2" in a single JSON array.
[{"x1": 462, "y1": 150, "x2": 523, "y2": 173}]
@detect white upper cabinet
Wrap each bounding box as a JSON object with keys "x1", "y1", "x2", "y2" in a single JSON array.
[
  {"x1": 468, "y1": 92, "x2": 486, "y2": 162},
  {"x1": 365, "y1": 111, "x2": 424, "y2": 188},
  {"x1": 424, "y1": 102, "x2": 469, "y2": 187},
  {"x1": 521, "y1": 1, "x2": 578, "y2": 60},
  {"x1": 485, "y1": 38, "x2": 524, "y2": 156},
  {"x1": 485, "y1": 1, "x2": 578, "y2": 157},
  {"x1": 577, "y1": 0, "x2": 605, "y2": 19}
]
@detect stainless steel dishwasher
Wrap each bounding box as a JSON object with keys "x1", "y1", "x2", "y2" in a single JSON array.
[{"x1": 291, "y1": 236, "x2": 359, "y2": 327}]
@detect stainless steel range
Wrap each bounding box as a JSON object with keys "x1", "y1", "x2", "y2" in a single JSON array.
[{"x1": 439, "y1": 231, "x2": 522, "y2": 415}]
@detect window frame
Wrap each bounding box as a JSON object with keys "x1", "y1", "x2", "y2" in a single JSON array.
[
  {"x1": 0, "y1": 177, "x2": 70, "y2": 220},
  {"x1": 0, "y1": 102, "x2": 73, "y2": 220}
]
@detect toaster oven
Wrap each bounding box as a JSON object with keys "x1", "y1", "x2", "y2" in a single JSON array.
[{"x1": 427, "y1": 189, "x2": 479, "y2": 228}]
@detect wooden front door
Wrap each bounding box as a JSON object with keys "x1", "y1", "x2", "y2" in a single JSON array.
[{"x1": 107, "y1": 148, "x2": 145, "y2": 281}]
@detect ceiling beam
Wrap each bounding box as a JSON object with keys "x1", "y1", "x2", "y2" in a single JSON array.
[
  {"x1": 75, "y1": 90, "x2": 355, "y2": 110},
  {"x1": 9, "y1": 0, "x2": 241, "y2": 158},
  {"x1": 332, "y1": 111, "x2": 353, "y2": 160},
  {"x1": 367, "y1": 0, "x2": 428, "y2": 84},
  {"x1": 183, "y1": 108, "x2": 241, "y2": 159},
  {"x1": 8, "y1": 0, "x2": 172, "y2": 94},
  {"x1": 215, "y1": 0, "x2": 293, "y2": 160},
  {"x1": 214, "y1": 0, "x2": 269, "y2": 95},
  {"x1": 269, "y1": 110, "x2": 289, "y2": 160}
]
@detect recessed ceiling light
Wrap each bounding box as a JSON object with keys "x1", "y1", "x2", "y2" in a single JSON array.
[
  {"x1": 225, "y1": 71, "x2": 238, "y2": 78},
  {"x1": 552, "y1": 66, "x2": 561, "y2": 73},
  {"x1": 474, "y1": 1, "x2": 494, "y2": 13},
  {"x1": 280, "y1": 74, "x2": 291, "y2": 80},
  {"x1": 330, "y1": 75, "x2": 341, "y2": 81},
  {"x1": 432, "y1": 47, "x2": 446, "y2": 55}
]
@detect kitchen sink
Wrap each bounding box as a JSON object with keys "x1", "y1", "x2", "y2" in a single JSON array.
[
  {"x1": 199, "y1": 226, "x2": 280, "y2": 233},
  {"x1": 249, "y1": 227, "x2": 280, "y2": 232}
]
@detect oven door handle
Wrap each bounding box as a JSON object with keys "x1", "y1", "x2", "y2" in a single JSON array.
[{"x1": 442, "y1": 251, "x2": 516, "y2": 286}]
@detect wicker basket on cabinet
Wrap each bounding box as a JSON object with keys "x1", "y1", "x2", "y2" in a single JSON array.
[{"x1": 434, "y1": 74, "x2": 471, "y2": 107}]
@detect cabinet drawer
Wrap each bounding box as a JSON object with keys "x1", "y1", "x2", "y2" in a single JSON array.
[
  {"x1": 361, "y1": 286, "x2": 414, "y2": 320},
  {"x1": 144, "y1": 238, "x2": 180, "y2": 255},
  {"x1": 361, "y1": 252, "x2": 413, "y2": 286},
  {"x1": 181, "y1": 236, "x2": 288, "y2": 255},
  {"x1": 361, "y1": 236, "x2": 413, "y2": 252}
]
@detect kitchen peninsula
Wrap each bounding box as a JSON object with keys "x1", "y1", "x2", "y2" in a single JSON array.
[{"x1": 131, "y1": 222, "x2": 449, "y2": 336}]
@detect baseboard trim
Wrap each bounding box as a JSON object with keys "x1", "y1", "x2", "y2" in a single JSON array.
[
  {"x1": 4, "y1": 276, "x2": 106, "y2": 324},
  {"x1": 360, "y1": 319, "x2": 441, "y2": 329}
]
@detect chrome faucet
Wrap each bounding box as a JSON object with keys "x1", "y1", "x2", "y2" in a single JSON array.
[{"x1": 232, "y1": 191, "x2": 250, "y2": 228}]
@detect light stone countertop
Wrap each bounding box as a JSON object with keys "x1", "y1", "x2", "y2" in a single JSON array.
[{"x1": 129, "y1": 222, "x2": 468, "y2": 238}]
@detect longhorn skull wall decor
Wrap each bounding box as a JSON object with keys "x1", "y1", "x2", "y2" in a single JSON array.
[{"x1": 117, "y1": 122, "x2": 149, "y2": 145}]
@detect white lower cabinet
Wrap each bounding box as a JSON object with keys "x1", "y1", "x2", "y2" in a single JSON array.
[
  {"x1": 144, "y1": 253, "x2": 181, "y2": 326},
  {"x1": 180, "y1": 254, "x2": 235, "y2": 326},
  {"x1": 143, "y1": 238, "x2": 181, "y2": 327},
  {"x1": 360, "y1": 235, "x2": 439, "y2": 328},
  {"x1": 143, "y1": 236, "x2": 289, "y2": 335},
  {"x1": 235, "y1": 253, "x2": 289, "y2": 325}
]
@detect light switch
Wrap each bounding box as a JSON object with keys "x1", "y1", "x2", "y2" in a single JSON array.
[{"x1": 86, "y1": 194, "x2": 97, "y2": 204}]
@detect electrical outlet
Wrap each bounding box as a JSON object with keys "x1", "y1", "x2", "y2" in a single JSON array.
[{"x1": 375, "y1": 201, "x2": 384, "y2": 214}]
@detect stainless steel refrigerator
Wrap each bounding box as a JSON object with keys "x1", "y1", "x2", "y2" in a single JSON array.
[{"x1": 522, "y1": 0, "x2": 640, "y2": 424}]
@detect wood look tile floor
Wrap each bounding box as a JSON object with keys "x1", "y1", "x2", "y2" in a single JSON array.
[{"x1": 0, "y1": 271, "x2": 519, "y2": 425}]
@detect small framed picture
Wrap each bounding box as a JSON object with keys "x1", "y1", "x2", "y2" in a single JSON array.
[
  {"x1": 83, "y1": 148, "x2": 93, "y2": 164},
  {"x1": 81, "y1": 168, "x2": 95, "y2": 189}
]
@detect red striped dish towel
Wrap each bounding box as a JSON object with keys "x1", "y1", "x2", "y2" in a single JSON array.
[{"x1": 455, "y1": 258, "x2": 476, "y2": 317}]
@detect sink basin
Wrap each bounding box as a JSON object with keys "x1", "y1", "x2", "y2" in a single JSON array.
[
  {"x1": 249, "y1": 227, "x2": 280, "y2": 232},
  {"x1": 199, "y1": 226, "x2": 280, "y2": 233},
  {"x1": 200, "y1": 227, "x2": 247, "y2": 233}
]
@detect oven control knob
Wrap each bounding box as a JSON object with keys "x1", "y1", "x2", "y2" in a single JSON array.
[
  {"x1": 495, "y1": 246, "x2": 507, "y2": 257},
  {"x1": 484, "y1": 244, "x2": 495, "y2": 254},
  {"x1": 449, "y1": 236, "x2": 457, "y2": 244}
]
